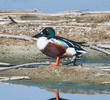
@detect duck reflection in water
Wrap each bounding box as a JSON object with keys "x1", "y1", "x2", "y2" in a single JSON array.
[{"x1": 48, "y1": 90, "x2": 68, "y2": 100}]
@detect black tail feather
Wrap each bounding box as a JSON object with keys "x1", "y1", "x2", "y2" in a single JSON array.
[
  {"x1": 72, "y1": 41, "x2": 87, "y2": 46},
  {"x1": 55, "y1": 36, "x2": 86, "y2": 46}
]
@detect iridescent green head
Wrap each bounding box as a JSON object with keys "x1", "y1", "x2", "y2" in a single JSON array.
[{"x1": 32, "y1": 27, "x2": 55, "y2": 38}]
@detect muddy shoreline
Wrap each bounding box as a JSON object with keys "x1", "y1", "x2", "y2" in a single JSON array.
[{"x1": 0, "y1": 65, "x2": 110, "y2": 84}]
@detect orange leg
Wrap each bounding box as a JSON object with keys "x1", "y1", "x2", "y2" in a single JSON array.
[
  {"x1": 49, "y1": 56, "x2": 60, "y2": 66},
  {"x1": 54, "y1": 91, "x2": 59, "y2": 100}
]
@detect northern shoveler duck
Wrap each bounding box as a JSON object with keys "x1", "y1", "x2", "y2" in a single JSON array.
[{"x1": 32, "y1": 27, "x2": 87, "y2": 66}]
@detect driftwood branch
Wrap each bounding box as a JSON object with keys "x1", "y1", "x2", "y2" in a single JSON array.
[
  {"x1": 96, "y1": 44, "x2": 110, "y2": 49},
  {"x1": 98, "y1": 66, "x2": 110, "y2": 69},
  {"x1": 0, "y1": 76, "x2": 30, "y2": 81},
  {"x1": 0, "y1": 62, "x2": 50, "y2": 71},
  {"x1": 8, "y1": 16, "x2": 69, "y2": 25},
  {"x1": 12, "y1": 19, "x2": 70, "y2": 25},
  {"x1": 0, "y1": 17, "x2": 71, "y2": 25},
  {"x1": 83, "y1": 42, "x2": 110, "y2": 55},
  {"x1": 0, "y1": 34, "x2": 35, "y2": 41},
  {"x1": 89, "y1": 45, "x2": 110, "y2": 55},
  {"x1": 0, "y1": 62, "x2": 13, "y2": 66}
]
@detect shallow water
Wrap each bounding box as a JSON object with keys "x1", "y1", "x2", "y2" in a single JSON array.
[
  {"x1": 1, "y1": 55, "x2": 110, "y2": 100},
  {"x1": 0, "y1": 52, "x2": 110, "y2": 100},
  {"x1": 0, "y1": 80, "x2": 110, "y2": 100},
  {"x1": 1, "y1": 53, "x2": 110, "y2": 67}
]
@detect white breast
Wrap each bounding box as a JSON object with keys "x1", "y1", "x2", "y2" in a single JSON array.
[
  {"x1": 36, "y1": 37, "x2": 48, "y2": 50},
  {"x1": 36, "y1": 37, "x2": 70, "y2": 51}
]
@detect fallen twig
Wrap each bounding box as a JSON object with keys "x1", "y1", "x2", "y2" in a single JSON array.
[{"x1": 8, "y1": 16, "x2": 17, "y2": 24}]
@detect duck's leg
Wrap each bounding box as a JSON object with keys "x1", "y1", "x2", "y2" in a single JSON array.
[
  {"x1": 62, "y1": 55, "x2": 77, "y2": 65},
  {"x1": 49, "y1": 56, "x2": 60, "y2": 66},
  {"x1": 54, "y1": 91, "x2": 59, "y2": 100},
  {"x1": 71, "y1": 55, "x2": 77, "y2": 65}
]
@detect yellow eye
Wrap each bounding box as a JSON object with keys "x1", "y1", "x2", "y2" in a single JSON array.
[{"x1": 46, "y1": 29, "x2": 48, "y2": 31}]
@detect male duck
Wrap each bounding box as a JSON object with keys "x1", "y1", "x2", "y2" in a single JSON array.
[{"x1": 32, "y1": 27, "x2": 87, "y2": 66}]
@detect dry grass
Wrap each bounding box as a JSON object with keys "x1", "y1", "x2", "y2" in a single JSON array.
[
  {"x1": 20, "y1": 15, "x2": 67, "y2": 21},
  {"x1": 75, "y1": 14, "x2": 110, "y2": 23}
]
